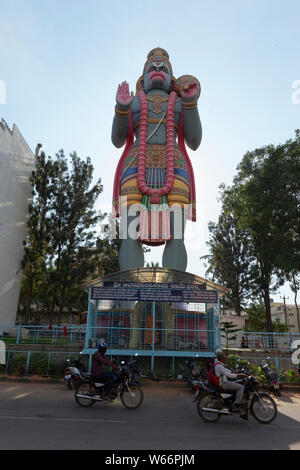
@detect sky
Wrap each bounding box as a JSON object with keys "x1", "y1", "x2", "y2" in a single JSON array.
[{"x1": 0, "y1": 0, "x2": 299, "y2": 303}]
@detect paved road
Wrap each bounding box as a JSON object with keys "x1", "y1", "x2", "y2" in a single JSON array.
[{"x1": 0, "y1": 380, "x2": 299, "y2": 450}]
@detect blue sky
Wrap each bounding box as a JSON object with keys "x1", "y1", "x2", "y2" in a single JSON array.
[{"x1": 1, "y1": 0, "x2": 299, "y2": 303}]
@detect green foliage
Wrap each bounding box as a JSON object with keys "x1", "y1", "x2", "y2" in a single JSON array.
[
  {"x1": 96, "y1": 218, "x2": 121, "y2": 275},
  {"x1": 279, "y1": 369, "x2": 300, "y2": 383},
  {"x1": 6, "y1": 355, "x2": 27, "y2": 375},
  {"x1": 244, "y1": 303, "x2": 289, "y2": 332},
  {"x1": 19, "y1": 148, "x2": 105, "y2": 323},
  {"x1": 203, "y1": 204, "x2": 253, "y2": 315},
  {"x1": 203, "y1": 131, "x2": 300, "y2": 331}
]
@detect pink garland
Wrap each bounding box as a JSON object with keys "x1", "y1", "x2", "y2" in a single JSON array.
[{"x1": 137, "y1": 90, "x2": 177, "y2": 204}]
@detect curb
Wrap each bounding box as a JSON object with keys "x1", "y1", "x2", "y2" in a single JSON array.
[
  {"x1": 1, "y1": 375, "x2": 300, "y2": 391},
  {"x1": 0, "y1": 376, "x2": 188, "y2": 388}
]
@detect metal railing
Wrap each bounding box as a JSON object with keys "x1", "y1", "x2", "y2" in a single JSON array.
[
  {"x1": 0, "y1": 324, "x2": 86, "y2": 345},
  {"x1": 86, "y1": 326, "x2": 218, "y2": 351},
  {"x1": 1, "y1": 324, "x2": 299, "y2": 352},
  {"x1": 222, "y1": 331, "x2": 300, "y2": 351},
  {"x1": 1, "y1": 350, "x2": 299, "y2": 380}
]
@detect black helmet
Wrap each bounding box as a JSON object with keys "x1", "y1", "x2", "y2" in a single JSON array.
[{"x1": 98, "y1": 342, "x2": 107, "y2": 354}]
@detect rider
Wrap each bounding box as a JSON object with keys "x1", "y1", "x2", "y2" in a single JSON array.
[
  {"x1": 214, "y1": 349, "x2": 248, "y2": 415},
  {"x1": 91, "y1": 342, "x2": 119, "y2": 399}
]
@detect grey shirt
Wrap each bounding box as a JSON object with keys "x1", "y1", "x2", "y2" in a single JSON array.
[{"x1": 214, "y1": 359, "x2": 238, "y2": 385}]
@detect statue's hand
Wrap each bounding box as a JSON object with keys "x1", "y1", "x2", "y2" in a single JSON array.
[
  {"x1": 116, "y1": 81, "x2": 134, "y2": 109},
  {"x1": 180, "y1": 80, "x2": 198, "y2": 102}
]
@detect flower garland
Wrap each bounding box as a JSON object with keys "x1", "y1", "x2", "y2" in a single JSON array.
[{"x1": 137, "y1": 90, "x2": 177, "y2": 204}]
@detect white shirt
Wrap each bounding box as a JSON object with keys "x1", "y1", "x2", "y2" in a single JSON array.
[{"x1": 214, "y1": 359, "x2": 238, "y2": 385}]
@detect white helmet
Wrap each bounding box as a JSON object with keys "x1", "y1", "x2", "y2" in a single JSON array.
[{"x1": 215, "y1": 349, "x2": 227, "y2": 359}]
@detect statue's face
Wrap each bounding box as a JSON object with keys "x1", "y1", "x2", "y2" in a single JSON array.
[{"x1": 143, "y1": 61, "x2": 172, "y2": 92}]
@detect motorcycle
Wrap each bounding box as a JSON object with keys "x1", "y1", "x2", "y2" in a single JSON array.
[
  {"x1": 260, "y1": 356, "x2": 281, "y2": 397},
  {"x1": 74, "y1": 359, "x2": 144, "y2": 409},
  {"x1": 127, "y1": 353, "x2": 142, "y2": 384},
  {"x1": 64, "y1": 353, "x2": 86, "y2": 390},
  {"x1": 197, "y1": 364, "x2": 277, "y2": 424},
  {"x1": 186, "y1": 356, "x2": 212, "y2": 401}
]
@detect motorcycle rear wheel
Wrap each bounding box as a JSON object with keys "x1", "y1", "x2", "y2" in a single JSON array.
[
  {"x1": 197, "y1": 393, "x2": 221, "y2": 422},
  {"x1": 120, "y1": 384, "x2": 144, "y2": 409},
  {"x1": 75, "y1": 383, "x2": 96, "y2": 407},
  {"x1": 251, "y1": 393, "x2": 277, "y2": 424}
]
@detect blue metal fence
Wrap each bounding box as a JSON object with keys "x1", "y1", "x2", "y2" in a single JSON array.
[
  {"x1": 1, "y1": 324, "x2": 299, "y2": 352},
  {"x1": 0, "y1": 324, "x2": 86, "y2": 345}
]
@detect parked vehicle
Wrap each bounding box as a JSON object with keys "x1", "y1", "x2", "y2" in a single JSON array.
[
  {"x1": 127, "y1": 353, "x2": 142, "y2": 384},
  {"x1": 186, "y1": 355, "x2": 202, "y2": 389},
  {"x1": 74, "y1": 359, "x2": 144, "y2": 409},
  {"x1": 64, "y1": 353, "x2": 86, "y2": 390},
  {"x1": 197, "y1": 364, "x2": 277, "y2": 424},
  {"x1": 260, "y1": 356, "x2": 281, "y2": 397},
  {"x1": 186, "y1": 355, "x2": 212, "y2": 400}
]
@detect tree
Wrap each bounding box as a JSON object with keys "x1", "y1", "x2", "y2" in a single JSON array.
[
  {"x1": 203, "y1": 187, "x2": 253, "y2": 315},
  {"x1": 20, "y1": 149, "x2": 54, "y2": 322},
  {"x1": 244, "y1": 304, "x2": 289, "y2": 333},
  {"x1": 288, "y1": 272, "x2": 300, "y2": 332},
  {"x1": 228, "y1": 132, "x2": 300, "y2": 331},
  {"x1": 204, "y1": 131, "x2": 300, "y2": 333},
  {"x1": 221, "y1": 321, "x2": 241, "y2": 349},
  {"x1": 20, "y1": 148, "x2": 104, "y2": 323},
  {"x1": 96, "y1": 217, "x2": 122, "y2": 276},
  {"x1": 47, "y1": 150, "x2": 103, "y2": 318}
]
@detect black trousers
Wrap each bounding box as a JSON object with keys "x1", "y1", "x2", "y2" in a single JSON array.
[{"x1": 92, "y1": 372, "x2": 116, "y2": 394}]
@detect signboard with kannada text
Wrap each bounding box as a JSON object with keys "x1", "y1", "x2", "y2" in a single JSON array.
[{"x1": 91, "y1": 282, "x2": 217, "y2": 303}]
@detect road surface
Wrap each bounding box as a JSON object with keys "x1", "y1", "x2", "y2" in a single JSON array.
[{"x1": 0, "y1": 380, "x2": 299, "y2": 450}]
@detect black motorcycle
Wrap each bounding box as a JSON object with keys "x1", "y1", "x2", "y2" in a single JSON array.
[
  {"x1": 127, "y1": 353, "x2": 142, "y2": 384},
  {"x1": 74, "y1": 359, "x2": 144, "y2": 409},
  {"x1": 197, "y1": 364, "x2": 277, "y2": 424},
  {"x1": 260, "y1": 356, "x2": 281, "y2": 397}
]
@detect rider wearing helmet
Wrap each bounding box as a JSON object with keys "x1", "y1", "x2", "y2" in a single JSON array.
[
  {"x1": 214, "y1": 349, "x2": 248, "y2": 415},
  {"x1": 91, "y1": 342, "x2": 119, "y2": 399}
]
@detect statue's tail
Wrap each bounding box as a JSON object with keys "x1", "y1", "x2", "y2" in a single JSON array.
[
  {"x1": 178, "y1": 112, "x2": 196, "y2": 222},
  {"x1": 112, "y1": 112, "x2": 134, "y2": 217}
]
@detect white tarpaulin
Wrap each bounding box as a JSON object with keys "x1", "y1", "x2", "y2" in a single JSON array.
[{"x1": 0, "y1": 120, "x2": 35, "y2": 328}]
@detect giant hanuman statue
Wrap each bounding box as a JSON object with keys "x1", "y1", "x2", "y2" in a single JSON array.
[{"x1": 112, "y1": 48, "x2": 202, "y2": 272}]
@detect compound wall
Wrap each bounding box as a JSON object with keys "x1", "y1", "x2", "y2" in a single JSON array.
[{"x1": 0, "y1": 120, "x2": 35, "y2": 327}]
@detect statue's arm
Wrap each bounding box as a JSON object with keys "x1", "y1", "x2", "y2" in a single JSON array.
[
  {"x1": 111, "y1": 81, "x2": 134, "y2": 148},
  {"x1": 179, "y1": 81, "x2": 202, "y2": 151},
  {"x1": 182, "y1": 106, "x2": 202, "y2": 151},
  {"x1": 112, "y1": 112, "x2": 129, "y2": 148}
]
